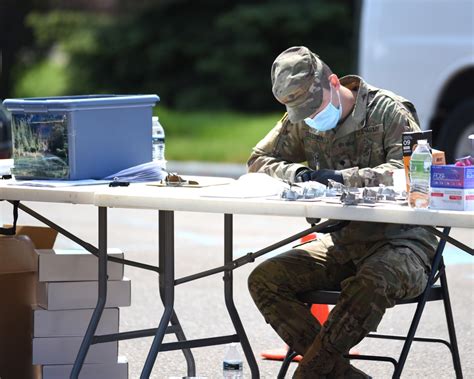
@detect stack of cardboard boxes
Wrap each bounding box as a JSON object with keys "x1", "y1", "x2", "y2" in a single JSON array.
[
  {"x1": 33, "y1": 247, "x2": 130, "y2": 378},
  {"x1": 430, "y1": 165, "x2": 474, "y2": 211},
  {"x1": 0, "y1": 226, "x2": 131, "y2": 379},
  {"x1": 1, "y1": 226, "x2": 59, "y2": 379}
]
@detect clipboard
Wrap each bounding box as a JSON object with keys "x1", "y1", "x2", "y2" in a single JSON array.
[{"x1": 147, "y1": 175, "x2": 234, "y2": 188}]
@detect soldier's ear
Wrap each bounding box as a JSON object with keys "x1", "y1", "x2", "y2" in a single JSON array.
[{"x1": 329, "y1": 74, "x2": 340, "y2": 90}]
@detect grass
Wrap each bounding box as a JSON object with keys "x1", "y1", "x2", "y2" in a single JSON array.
[
  {"x1": 155, "y1": 108, "x2": 282, "y2": 163},
  {"x1": 13, "y1": 59, "x2": 70, "y2": 98}
]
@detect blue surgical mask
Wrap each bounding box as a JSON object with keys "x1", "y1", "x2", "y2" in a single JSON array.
[{"x1": 304, "y1": 87, "x2": 342, "y2": 132}]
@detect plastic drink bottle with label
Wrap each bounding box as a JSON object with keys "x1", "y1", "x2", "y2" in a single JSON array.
[
  {"x1": 152, "y1": 116, "x2": 166, "y2": 168},
  {"x1": 408, "y1": 139, "x2": 432, "y2": 208},
  {"x1": 223, "y1": 343, "x2": 243, "y2": 378}
]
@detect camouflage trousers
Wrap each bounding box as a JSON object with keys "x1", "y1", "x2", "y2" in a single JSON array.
[{"x1": 248, "y1": 237, "x2": 429, "y2": 360}]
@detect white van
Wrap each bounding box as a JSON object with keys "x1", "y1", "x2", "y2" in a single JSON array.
[{"x1": 358, "y1": 0, "x2": 474, "y2": 162}]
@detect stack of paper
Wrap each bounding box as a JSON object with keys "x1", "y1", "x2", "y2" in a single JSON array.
[
  {"x1": 103, "y1": 161, "x2": 166, "y2": 182},
  {"x1": 8, "y1": 161, "x2": 166, "y2": 187},
  {"x1": 200, "y1": 173, "x2": 289, "y2": 198}
]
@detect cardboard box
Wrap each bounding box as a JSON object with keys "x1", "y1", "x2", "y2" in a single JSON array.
[
  {"x1": 3, "y1": 95, "x2": 159, "y2": 180},
  {"x1": 14, "y1": 225, "x2": 58, "y2": 249},
  {"x1": 430, "y1": 165, "x2": 474, "y2": 211},
  {"x1": 40, "y1": 356, "x2": 128, "y2": 379},
  {"x1": 0, "y1": 226, "x2": 57, "y2": 379},
  {"x1": 36, "y1": 248, "x2": 124, "y2": 282},
  {"x1": 432, "y1": 149, "x2": 446, "y2": 166},
  {"x1": 402, "y1": 130, "x2": 433, "y2": 158},
  {"x1": 37, "y1": 278, "x2": 131, "y2": 310},
  {"x1": 33, "y1": 307, "x2": 119, "y2": 337},
  {"x1": 431, "y1": 165, "x2": 474, "y2": 189},
  {"x1": 32, "y1": 337, "x2": 118, "y2": 365},
  {"x1": 430, "y1": 187, "x2": 474, "y2": 211}
]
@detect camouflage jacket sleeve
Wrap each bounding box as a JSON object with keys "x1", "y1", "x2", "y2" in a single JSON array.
[
  {"x1": 340, "y1": 97, "x2": 421, "y2": 187},
  {"x1": 247, "y1": 114, "x2": 307, "y2": 181}
]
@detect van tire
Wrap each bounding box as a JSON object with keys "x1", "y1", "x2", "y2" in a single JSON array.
[{"x1": 436, "y1": 98, "x2": 474, "y2": 163}]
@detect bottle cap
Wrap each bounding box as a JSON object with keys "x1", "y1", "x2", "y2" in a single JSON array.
[{"x1": 417, "y1": 139, "x2": 427, "y2": 144}]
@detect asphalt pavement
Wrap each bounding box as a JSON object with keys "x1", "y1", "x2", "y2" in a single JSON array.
[{"x1": 1, "y1": 162, "x2": 472, "y2": 379}]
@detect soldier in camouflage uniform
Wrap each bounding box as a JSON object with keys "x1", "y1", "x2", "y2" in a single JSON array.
[{"x1": 247, "y1": 46, "x2": 438, "y2": 378}]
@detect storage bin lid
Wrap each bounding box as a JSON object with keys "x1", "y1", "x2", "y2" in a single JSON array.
[{"x1": 3, "y1": 94, "x2": 159, "y2": 113}]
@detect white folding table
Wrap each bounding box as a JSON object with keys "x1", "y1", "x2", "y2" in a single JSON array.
[
  {"x1": 92, "y1": 184, "x2": 473, "y2": 378},
  {"x1": 1, "y1": 180, "x2": 473, "y2": 378}
]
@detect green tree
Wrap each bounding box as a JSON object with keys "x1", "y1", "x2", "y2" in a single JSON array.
[{"x1": 20, "y1": 0, "x2": 355, "y2": 111}]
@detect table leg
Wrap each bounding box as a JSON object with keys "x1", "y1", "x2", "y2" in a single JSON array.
[
  {"x1": 141, "y1": 210, "x2": 176, "y2": 378},
  {"x1": 169, "y1": 311, "x2": 197, "y2": 376},
  {"x1": 70, "y1": 207, "x2": 108, "y2": 379},
  {"x1": 224, "y1": 214, "x2": 260, "y2": 378},
  {"x1": 157, "y1": 213, "x2": 196, "y2": 377}
]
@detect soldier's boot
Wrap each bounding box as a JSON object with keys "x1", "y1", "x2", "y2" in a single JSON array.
[
  {"x1": 329, "y1": 355, "x2": 372, "y2": 379},
  {"x1": 292, "y1": 334, "x2": 336, "y2": 379}
]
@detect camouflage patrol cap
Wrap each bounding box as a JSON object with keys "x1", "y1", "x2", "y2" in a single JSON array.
[{"x1": 271, "y1": 46, "x2": 324, "y2": 123}]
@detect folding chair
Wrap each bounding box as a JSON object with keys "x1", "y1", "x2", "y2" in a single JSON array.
[{"x1": 277, "y1": 227, "x2": 463, "y2": 379}]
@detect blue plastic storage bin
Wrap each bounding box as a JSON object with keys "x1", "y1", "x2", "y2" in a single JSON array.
[{"x1": 2, "y1": 95, "x2": 159, "y2": 180}]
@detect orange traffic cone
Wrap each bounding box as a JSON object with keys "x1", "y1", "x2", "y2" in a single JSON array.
[{"x1": 310, "y1": 303, "x2": 329, "y2": 323}]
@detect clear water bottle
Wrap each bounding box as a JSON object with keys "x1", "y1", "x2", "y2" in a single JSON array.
[
  {"x1": 223, "y1": 343, "x2": 243, "y2": 378},
  {"x1": 409, "y1": 139, "x2": 432, "y2": 209},
  {"x1": 152, "y1": 116, "x2": 166, "y2": 167}
]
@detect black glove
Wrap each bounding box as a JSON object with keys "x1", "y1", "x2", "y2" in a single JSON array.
[{"x1": 295, "y1": 168, "x2": 344, "y2": 186}]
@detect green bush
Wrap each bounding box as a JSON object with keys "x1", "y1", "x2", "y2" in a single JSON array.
[{"x1": 13, "y1": 58, "x2": 70, "y2": 97}]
